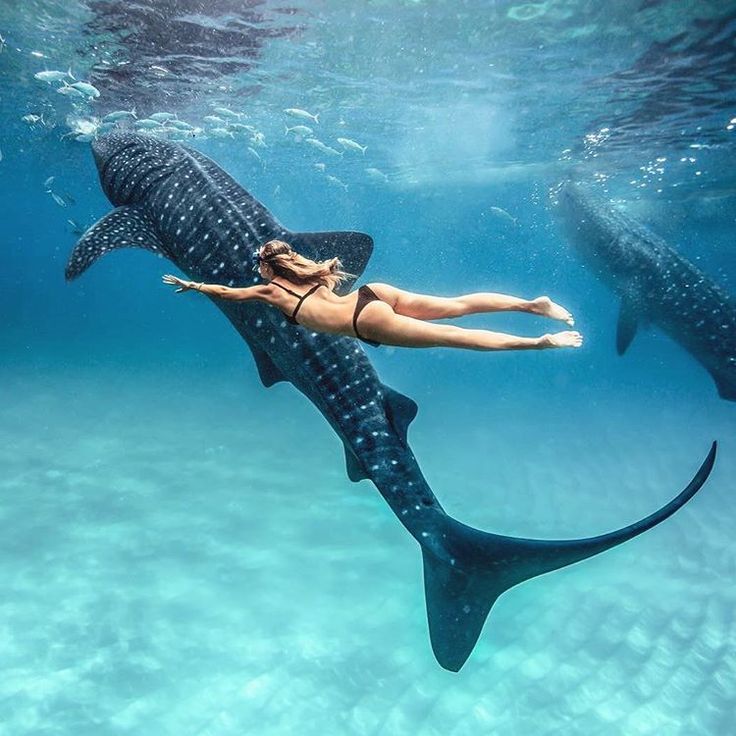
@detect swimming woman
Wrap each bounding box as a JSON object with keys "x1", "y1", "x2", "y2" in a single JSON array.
[{"x1": 162, "y1": 239, "x2": 583, "y2": 350}]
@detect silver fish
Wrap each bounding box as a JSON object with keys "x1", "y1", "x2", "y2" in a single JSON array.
[
  {"x1": 337, "y1": 137, "x2": 367, "y2": 154},
  {"x1": 213, "y1": 107, "x2": 241, "y2": 120},
  {"x1": 285, "y1": 124, "x2": 313, "y2": 138},
  {"x1": 167, "y1": 120, "x2": 193, "y2": 130},
  {"x1": 135, "y1": 119, "x2": 163, "y2": 130},
  {"x1": 70, "y1": 81, "x2": 101, "y2": 99},
  {"x1": 203, "y1": 115, "x2": 226, "y2": 126},
  {"x1": 209, "y1": 127, "x2": 234, "y2": 138},
  {"x1": 34, "y1": 69, "x2": 74, "y2": 84},
  {"x1": 102, "y1": 109, "x2": 137, "y2": 122},
  {"x1": 487, "y1": 206, "x2": 519, "y2": 226},
  {"x1": 365, "y1": 167, "x2": 389, "y2": 182},
  {"x1": 326, "y1": 174, "x2": 348, "y2": 192},
  {"x1": 57, "y1": 85, "x2": 86, "y2": 99},
  {"x1": 305, "y1": 138, "x2": 342, "y2": 156},
  {"x1": 150, "y1": 112, "x2": 176, "y2": 122},
  {"x1": 43, "y1": 176, "x2": 55, "y2": 191},
  {"x1": 284, "y1": 107, "x2": 319, "y2": 123}
]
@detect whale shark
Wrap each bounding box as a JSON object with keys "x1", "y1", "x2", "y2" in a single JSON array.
[
  {"x1": 555, "y1": 180, "x2": 736, "y2": 401},
  {"x1": 65, "y1": 133, "x2": 716, "y2": 671}
]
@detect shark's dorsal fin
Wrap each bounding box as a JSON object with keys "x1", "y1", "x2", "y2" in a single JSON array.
[
  {"x1": 65, "y1": 206, "x2": 164, "y2": 280},
  {"x1": 343, "y1": 443, "x2": 369, "y2": 482},
  {"x1": 382, "y1": 384, "x2": 418, "y2": 445},
  {"x1": 248, "y1": 344, "x2": 287, "y2": 387},
  {"x1": 616, "y1": 296, "x2": 639, "y2": 355},
  {"x1": 287, "y1": 231, "x2": 374, "y2": 296}
]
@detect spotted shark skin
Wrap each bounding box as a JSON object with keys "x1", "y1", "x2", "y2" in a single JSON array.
[
  {"x1": 555, "y1": 181, "x2": 736, "y2": 401},
  {"x1": 65, "y1": 133, "x2": 716, "y2": 671}
]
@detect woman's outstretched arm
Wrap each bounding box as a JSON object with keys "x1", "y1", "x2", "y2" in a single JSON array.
[{"x1": 162, "y1": 274, "x2": 270, "y2": 302}]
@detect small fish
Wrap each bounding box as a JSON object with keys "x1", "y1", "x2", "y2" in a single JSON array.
[
  {"x1": 247, "y1": 146, "x2": 263, "y2": 164},
  {"x1": 285, "y1": 124, "x2": 313, "y2": 138},
  {"x1": 57, "y1": 84, "x2": 86, "y2": 99},
  {"x1": 49, "y1": 191, "x2": 68, "y2": 207},
  {"x1": 249, "y1": 131, "x2": 266, "y2": 148},
  {"x1": 326, "y1": 174, "x2": 348, "y2": 192},
  {"x1": 102, "y1": 109, "x2": 136, "y2": 122},
  {"x1": 167, "y1": 119, "x2": 193, "y2": 130},
  {"x1": 305, "y1": 138, "x2": 342, "y2": 156},
  {"x1": 0, "y1": 146, "x2": 3, "y2": 162},
  {"x1": 365, "y1": 167, "x2": 388, "y2": 182},
  {"x1": 67, "y1": 219, "x2": 86, "y2": 235},
  {"x1": 135, "y1": 118, "x2": 163, "y2": 130},
  {"x1": 150, "y1": 112, "x2": 176, "y2": 122},
  {"x1": 213, "y1": 107, "x2": 241, "y2": 120},
  {"x1": 313, "y1": 162, "x2": 326, "y2": 172},
  {"x1": 43, "y1": 176, "x2": 55, "y2": 191},
  {"x1": 228, "y1": 122, "x2": 254, "y2": 133},
  {"x1": 97, "y1": 122, "x2": 118, "y2": 134},
  {"x1": 284, "y1": 107, "x2": 319, "y2": 124},
  {"x1": 210, "y1": 127, "x2": 235, "y2": 138},
  {"x1": 161, "y1": 129, "x2": 188, "y2": 141},
  {"x1": 273, "y1": 184, "x2": 281, "y2": 196},
  {"x1": 73, "y1": 133, "x2": 96, "y2": 142},
  {"x1": 150, "y1": 65, "x2": 169, "y2": 74},
  {"x1": 204, "y1": 115, "x2": 226, "y2": 126},
  {"x1": 487, "y1": 206, "x2": 519, "y2": 227},
  {"x1": 34, "y1": 69, "x2": 74, "y2": 84},
  {"x1": 22, "y1": 113, "x2": 44, "y2": 125},
  {"x1": 70, "y1": 81, "x2": 101, "y2": 99},
  {"x1": 337, "y1": 137, "x2": 367, "y2": 154}
]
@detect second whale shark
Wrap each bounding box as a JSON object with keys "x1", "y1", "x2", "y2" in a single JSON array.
[
  {"x1": 555, "y1": 181, "x2": 736, "y2": 401},
  {"x1": 65, "y1": 133, "x2": 716, "y2": 671}
]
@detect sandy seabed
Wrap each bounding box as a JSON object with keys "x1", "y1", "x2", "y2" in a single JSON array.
[{"x1": 1, "y1": 363, "x2": 734, "y2": 736}]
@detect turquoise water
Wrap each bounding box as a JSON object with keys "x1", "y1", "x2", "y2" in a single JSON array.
[{"x1": 2, "y1": 1, "x2": 736, "y2": 733}]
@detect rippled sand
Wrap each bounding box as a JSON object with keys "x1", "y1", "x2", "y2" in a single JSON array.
[{"x1": 1, "y1": 365, "x2": 734, "y2": 735}]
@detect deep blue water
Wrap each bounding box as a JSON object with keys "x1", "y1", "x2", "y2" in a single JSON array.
[{"x1": 1, "y1": 1, "x2": 736, "y2": 734}]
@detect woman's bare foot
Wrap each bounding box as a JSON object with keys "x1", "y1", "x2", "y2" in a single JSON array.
[
  {"x1": 530, "y1": 296, "x2": 575, "y2": 326},
  {"x1": 540, "y1": 331, "x2": 583, "y2": 349}
]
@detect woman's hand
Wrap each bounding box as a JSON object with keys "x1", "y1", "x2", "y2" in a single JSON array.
[{"x1": 162, "y1": 274, "x2": 195, "y2": 293}]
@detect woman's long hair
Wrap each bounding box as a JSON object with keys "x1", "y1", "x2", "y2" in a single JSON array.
[{"x1": 259, "y1": 239, "x2": 353, "y2": 291}]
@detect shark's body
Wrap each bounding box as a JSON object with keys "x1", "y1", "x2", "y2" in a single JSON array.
[
  {"x1": 66, "y1": 133, "x2": 716, "y2": 671},
  {"x1": 556, "y1": 181, "x2": 736, "y2": 400}
]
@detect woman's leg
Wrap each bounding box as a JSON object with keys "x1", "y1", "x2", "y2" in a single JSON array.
[
  {"x1": 357, "y1": 301, "x2": 582, "y2": 350},
  {"x1": 367, "y1": 283, "x2": 574, "y2": 325}
]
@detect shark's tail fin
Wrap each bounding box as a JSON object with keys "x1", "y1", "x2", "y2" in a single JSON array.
[{"x1": 422, "y1": 442, "x2": 716, "y2": 671}]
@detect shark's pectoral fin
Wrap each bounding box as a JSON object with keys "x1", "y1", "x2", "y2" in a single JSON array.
[
  {"x1": 288, "y1": 230, "x2": 374, "y2": 295},
  {"x1": 712, "y1": 370, "x2": 736, "y2": 401},
  {"x1": 343, "y1": 443, "x2": 369, "y2": 482},
  {"x1": 616, "y1": 297, "x2": 639, "y2": 355},
  {"x1": 382, "y1": 384, "x2": 418, "y2": 445},
  {"x1": 65, "y1": 206, "x2": 165, "y2": 280},
  {"x1": 248, "y1": 344, "x2": 287, "y2": 387},
  {"x1": 423, "y1": 442, "x2": 716, "y2": 671}
]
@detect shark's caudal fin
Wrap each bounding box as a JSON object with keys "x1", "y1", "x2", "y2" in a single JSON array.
[{"x1": 423, "y1": 442, "x2": 716, "y2": 671}]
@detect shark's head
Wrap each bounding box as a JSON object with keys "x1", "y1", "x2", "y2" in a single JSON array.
[{"x1": 91, "y1": 132, "x2": 183, "y2": 207}]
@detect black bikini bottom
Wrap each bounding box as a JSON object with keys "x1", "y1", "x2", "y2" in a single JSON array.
[{"x1": 353, "y1": 285, "x2": 382, "y2": 347}]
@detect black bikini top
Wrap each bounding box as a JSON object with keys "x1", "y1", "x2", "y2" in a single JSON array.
[{"x1": 269, "y1": 280, "x2": 322, "y2": 325}]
